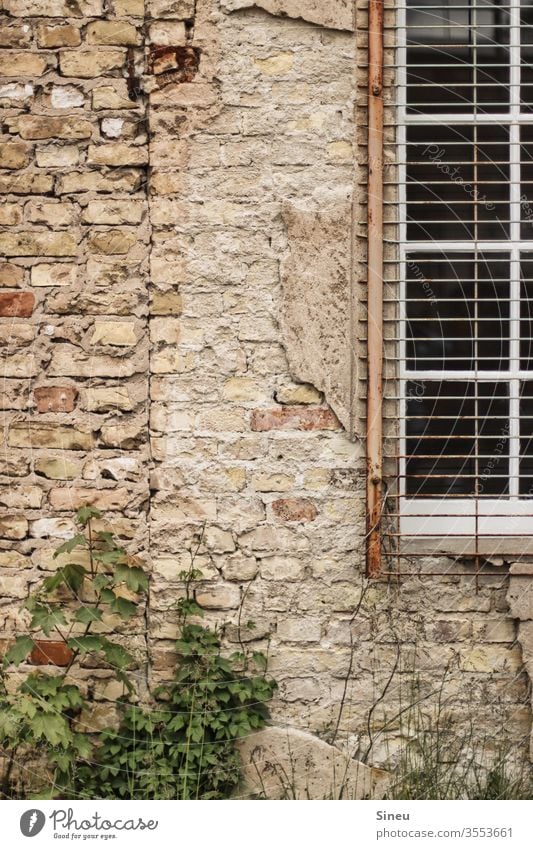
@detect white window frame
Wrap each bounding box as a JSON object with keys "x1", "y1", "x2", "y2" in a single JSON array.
[{"x1": 398, "y1": 0, "x2": 533, "y2": 538}]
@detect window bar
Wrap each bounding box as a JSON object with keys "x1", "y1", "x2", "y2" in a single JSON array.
[
  {"x1": 510, "y1": 0, "x2": 522, "y2": 500},
  {"x1": 366, "y1": 0, "x2": 385, "y2": 578}
]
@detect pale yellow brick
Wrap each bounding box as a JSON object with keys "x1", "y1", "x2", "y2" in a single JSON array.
[
  {"x1": 82, "y1": 200, "x2": 144, "y2": 225},
  {"x1": 16, "y1": 116, "x2": 92, "y2": 140},
  {"x1": 87, "y1": 21, "x2": 140, "y2": 46},
  {"x1": 0, "y1": 232, "x2": 77, "y2": 257},
  {"x1": 0, "y1": 142, "x2": 29, "y2": 169},
  {"x1": 59, "y1": 50, "x2": 125, "y2": 78},
  {"x1": 83, "y1": 387, "x2": 135, "y2": 413},
  {"x1": 254, "y1": 53, "x2": 294, "y2": 75},
  {"x1": 26, "y1": 201, "x2": 76, "y2": 227},
  {"x1": 92, "y1": 82, "x2": 138, "y2": 110},
  {"x1": 35, "y1": 457, "x2": 80, "y2": 480},
  {"x1": 9, "y1": 423, "x2": 93, "y2": 450},
  {"x1": 148, "y1": 21, "x2": 187, "y2": 45},
  {"x1": 0, "y1": 204, "x2": 22, "y2": 225},
  {"x1": 90, "y1": 322, "x2": 137, "y2": 347},
  {"x1": 36, "y1": 145, "x2": 79, "y2": 168},
  {"x1": 37, "y1": 23, "x2": 81, "y2": 47},
  {"x1": 31, "y1": 264, "x2": 77, "y2": 287},
  {"x1": 252, "y1": 473, "x2": 295, "y2": 492},
  {"x1": 223, "y1": 377, "x2": 265, "y2": 402},
  {"x1": 87, "y1": 143, "x2": 148, "y2": 167},
  {"x1": 0, "y1": 52, "x2": 48, "y2": 76}
]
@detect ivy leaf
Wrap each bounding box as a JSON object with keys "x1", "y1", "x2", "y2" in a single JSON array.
[
  {"x1": 102, "y1": 641, "x2": 135, "y2": 670},
  {"x1": 111, "y1": 597, "x2": 137, "y2": 620},
  {"x1": 74, "y1": 607, "x2": 103, "y2": 625},
  {"x1": 4, "y1": 636, "x2": 34, "y2": 667},
  {"x1": 67, "y1": 635, "x2": 104, "y2": 654},
  {"x1": 114, "y1": 563, "x2": 148, "y2": 593},
  {"x1": 53, "y1": 534, "x2": 87, "y2": 558},
  {"x1": 28, "y1": 605, "x2": 67, "y2": 637},
  {"x1": 76, "y1": 506, "x2": 102, "y2": 526}
]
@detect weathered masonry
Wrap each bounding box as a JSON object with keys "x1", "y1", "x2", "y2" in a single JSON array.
[{"x1": 0, "y1": 0, "x2": 532, "y2": 796}]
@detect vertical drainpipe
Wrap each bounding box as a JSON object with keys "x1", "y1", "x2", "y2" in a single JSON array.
[{"x1": 366, "y1": 0, "x2": 384, "y2": 578}]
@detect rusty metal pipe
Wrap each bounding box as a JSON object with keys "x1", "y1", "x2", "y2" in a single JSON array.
[{"x1": 366, "y1": 0, "x2": 385, "y2": 578}]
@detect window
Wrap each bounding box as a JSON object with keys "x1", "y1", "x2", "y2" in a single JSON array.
[{"x1": 398, "y1": 0, "x2": 533, "y2": 542}]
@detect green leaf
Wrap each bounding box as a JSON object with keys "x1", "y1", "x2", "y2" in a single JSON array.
[
  {"x1": 111, "y1": 596, "x2": 137, "y2": 620},
  {"x1": 4, "y1": 636, "x2": 34, "y2": 666},
  {"x1": 30, "y1": 713, "x2": 70, "y2": 747},
  {"x1": 28, "y1": 605, "x2": 67, "y2": 637},
  {"x1": 63, "y1": 563, "x2": 86, "y2": 594},
  {"x1": 43, "y1": 563, "x2": 86, "y2": 595},
  {"x1": 115, "y1": 668, "x2": 134, "y2": 694},
  {"x1": 94, "y1": 549, "x2": 126, "y2": 566},
  {"x1": 114, "y1": 563, "x2": 148, "y2": 593},
  {"x1": 53, "y1": 534, "x2": 87, "y2": 558},
  {"x1": 96, "y1": 531, "x2": 115, "y2": 544},
  {"x1": 76, "y1": 506, "x2": 102, "y2": 526},
  {"x1": 100, "y1": 588, "x2": 116, "y2": 604},
  {"x1": 74, "y1": 606, "x2": 103, "y2": 625},
  {"x1": 93, "y1": 574, "x2": 112, "y2": 591},
  {"x1": 67, "y1": 635, "x2": 104, "y2": 654},
  {"x1": 102, "y1": 641, "x2": 135, "y2": 670},
  {"x1": 72, "y1": 732, "x2": 93, "y2": 759}
]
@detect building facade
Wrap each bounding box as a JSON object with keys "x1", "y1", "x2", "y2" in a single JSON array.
[{"x1": 0, "y1": 0, "x2": 531, "y2": 796}]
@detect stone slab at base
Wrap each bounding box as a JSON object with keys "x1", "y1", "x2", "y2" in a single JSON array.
[{"x1": 237, "y1": 726, "x2": 390, "y2": 800}]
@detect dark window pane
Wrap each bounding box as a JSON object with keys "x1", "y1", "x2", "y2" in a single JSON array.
[
  {"x1": 407, "y1": 0, "x2": 510, "y2": 115},
  {"x1": 520, "y1": 381, "x2": 533, "y2": 493},
  {"x1": 520, "y1": 256, "x2": 533, "y2": 369},
  {"x1": 406, "y1": 252, "x2": 510, "y2": 370},
  {"x1": 406, "y1": 125, "x2": 509, "y2": 241},
  {"x1": 406, "y1": 380, "x2": 509, "y2": 496},
  {"x1": 521, "y1": 0, "x2": 533, "y2": 110}
]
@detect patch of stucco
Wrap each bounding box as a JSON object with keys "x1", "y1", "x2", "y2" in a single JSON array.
[
  {"x1": 219, "y1": 0, "x2": 354, "y2": 32},
  {"x1": 280, "y1": 198, "x2": 355, "y2": 434}
]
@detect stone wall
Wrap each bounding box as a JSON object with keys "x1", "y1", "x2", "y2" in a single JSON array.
[{"x1": 0, "y1": 0, "x2": 531, "y2": 784}]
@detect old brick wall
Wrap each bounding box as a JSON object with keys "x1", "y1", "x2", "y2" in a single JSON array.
[
  {"x1": 0, "y1": 0, "x2": 531, "y2": 778},
  {"x1": 0, "y1": 0, "x2": 150, "y2": 727}
]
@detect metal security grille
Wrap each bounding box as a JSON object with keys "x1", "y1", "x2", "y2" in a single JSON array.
[{"x1": 365, "y1": 0, "x2": 533, "y2": 571}]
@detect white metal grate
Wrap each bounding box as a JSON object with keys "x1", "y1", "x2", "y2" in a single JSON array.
[{"x1": 384, "y1": 0, "x2": 533, "y2": 556}]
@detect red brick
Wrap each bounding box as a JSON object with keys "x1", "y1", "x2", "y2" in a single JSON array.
[
  {"x1": 149, "y1": 45, "x2": 200, "y2": 80},
  {"x1": 272, "y1": 498, "x2": 318, "y2": 522},
  {"x1": 0, "y1": 291, "x2": 35, "y2": 317},
  {"x1": 251, "y1": 406, "x2": 340, "y2": 432},
  {"x1": 34, "y1": 386, "x2": 78, "y2": 413},
  {"x1": 30, "y1": 640, "x2": 73, "y2": 667}
]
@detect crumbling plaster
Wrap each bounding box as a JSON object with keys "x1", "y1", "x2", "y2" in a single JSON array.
[{"x1": 220, "y1": 0, "x2": 355, "y2": 32}]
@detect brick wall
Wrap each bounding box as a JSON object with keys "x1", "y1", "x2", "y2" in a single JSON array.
[{"x1": 0, "y1": 0, "x2": 530, "y2": 775}]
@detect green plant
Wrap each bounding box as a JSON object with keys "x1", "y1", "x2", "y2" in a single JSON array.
[
  {"x1": 72, "y1": 561, "x2": 276, "y2": 799},
  {"x1": 387, "y1": 692, "x2": 533, "y2": 800},
  {"x1": 0, "y1": 506, "x2": 149, "y2": 798}
]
